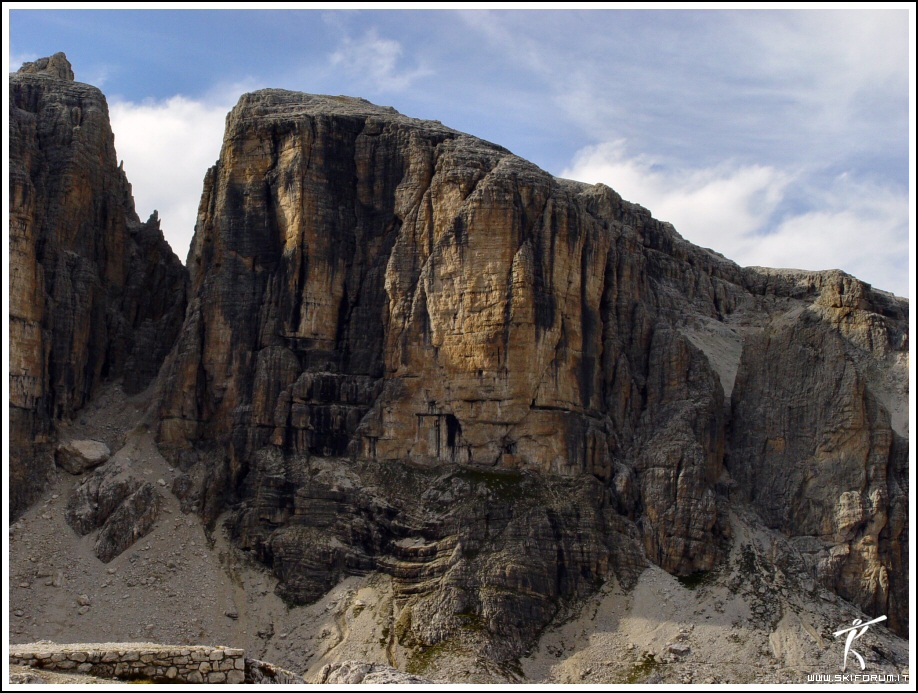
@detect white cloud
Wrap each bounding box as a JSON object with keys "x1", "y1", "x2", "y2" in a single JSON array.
[
  {"x1": 725, "y1": 11, "x2": 909, "y2": 150},
  {"x1": 562, "y1": 141, "x2": 792, "y2": 248},
  {"x1": 745, "y1": 185, "x2": 909, "y2": 297},
  {"x1": 562, "y1": 142, "x2": 909, "y2": 298},
  {"x1": 109, "y1": 93, "x2": 233, "y2": 263},
  {"x1": 330, "y1": 29, "x2": 431, "y2": 92}
]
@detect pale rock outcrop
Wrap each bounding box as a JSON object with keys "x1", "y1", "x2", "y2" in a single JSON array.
[
  {"x1": 315, "y1": 661, "x2": 434, "y2": 684},
  {"x1": 244, "y1": 658, "x2": 305, "y2": 684},
  {"x1": 17, "y1": 52, "x2": 75, "y2": 81}
]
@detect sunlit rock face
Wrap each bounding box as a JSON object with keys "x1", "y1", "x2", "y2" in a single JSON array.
[
  {"x1": 155, "y1": 90, "x2": 737, "y2": 573},
  {"x1": 728, "y1": 270, "x2": 909, "y2": 635}
]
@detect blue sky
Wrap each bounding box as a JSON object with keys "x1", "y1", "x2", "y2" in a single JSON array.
[{"x1": 7, "y1": 6, "x2": 914, "y2": 296}]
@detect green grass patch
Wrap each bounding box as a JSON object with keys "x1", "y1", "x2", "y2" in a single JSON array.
[
  {"x1": 625, "y1": 653, "x2": 660, "y2": 683},
  {"x1": 394, "y1": 607, "x2": 416, "y2": 647},
  {"x1": 405, "y1": 640, "x2": 461, "y2": 675},
  {"x1": 452, "y1": 467, "x2": 526, "y2": 501}
]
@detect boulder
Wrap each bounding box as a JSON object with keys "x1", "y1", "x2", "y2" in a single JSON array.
[{"x1": 55, "y1": 440, "x2": 110, "y2": 475}]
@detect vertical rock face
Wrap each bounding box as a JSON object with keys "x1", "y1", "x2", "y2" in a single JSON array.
[
  {"x1": 152, "y1": 89, "x2": 909, "y2": 640},
  {"x1": 8, "y1": 54, "x2": 188, "y2": 519},
  {"x1": 155, "y1": 91, "x2": 742, "y2": 576}
]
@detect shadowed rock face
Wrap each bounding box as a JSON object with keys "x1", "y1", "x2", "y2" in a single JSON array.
[
  {"x1": 727, "y1": 272, "x2": 909, "y2": 635},
  {"x1": 8, "y1": 54, "x2": 188, "y2": 519}
]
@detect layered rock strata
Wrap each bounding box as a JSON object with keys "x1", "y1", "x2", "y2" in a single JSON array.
[{"x1": 8, "y1": 53, "x2": 188, "y2": 519}]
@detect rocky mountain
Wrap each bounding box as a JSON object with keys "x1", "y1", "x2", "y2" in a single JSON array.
[
  {"x1": 7, "y1": 56, "x2": 909, "y2": 681},
  {"x1": 9, "y1": 54, "x2": 188, "y2": 519}
]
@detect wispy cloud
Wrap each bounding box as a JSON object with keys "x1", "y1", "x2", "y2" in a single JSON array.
[
  {"x1": 329, "y1": 29, "x2": 431, "y2": 92},
  {"x1": 458, "y1": 10, "x2": 909, "y2": 173},
  {"x1": 562, "y1": 143, "x2": 908, "y2": 297},
  {"x1": 563, "y1": 141, "x2": 792, "y2": 239}
]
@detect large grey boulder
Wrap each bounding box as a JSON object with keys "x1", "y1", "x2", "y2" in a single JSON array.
[{"x1": 55, "y1": 440, "x2": 110, "y2": 475}]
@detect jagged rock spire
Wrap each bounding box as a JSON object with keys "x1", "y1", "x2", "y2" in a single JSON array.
[{"x1": 18, "y1": 52, "x2": 75, "y2": 81}]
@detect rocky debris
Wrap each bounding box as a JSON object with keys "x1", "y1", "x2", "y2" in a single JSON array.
[
  {"x1": 9, "y1": 664, "x2": 112, "y2": 685},
  {"x1": 65, "y1": 457, "x2": 161, "y2": 562},
  {"x1": 666, "y1": 643, "x2": 690, "y2": 657},
  {"x1": 315, "y1": 661, "x2": 434, "y2": 684},
  {"x1": 9, "y1": 53, "x2": 188, "y2": 520},
  {"x1": 9, "y1": 672, "x2": 46, "y2": 684},
  {"x1": 66, "y1": 458, "x2": 139, "y2": 535},
  {"x1": 55, "y1": 440, "x2": 111, "y2": 475},
  {"x1": 244, "y1": 658, "x2": 305, "y2": 684}
]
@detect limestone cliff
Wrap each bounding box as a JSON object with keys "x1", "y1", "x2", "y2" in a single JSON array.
[
  {"x1": 7, "y1": 58, "x2": 908, "y2": 662},
  {"x1": 8, "y1": 54, "x2": 188, "y2": 519},
  {"x1": 152, "y1": 89, "x2": 908, "y2": 645}
]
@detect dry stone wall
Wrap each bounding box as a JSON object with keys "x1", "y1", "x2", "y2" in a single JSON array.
[{"x1": 9, "y1": 642, "x2": 246, "y2": 684}]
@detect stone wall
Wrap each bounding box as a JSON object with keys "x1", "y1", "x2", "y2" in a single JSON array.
[{"x1": 9, "y1": 642, "x2": 245, "y2": 684}]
